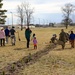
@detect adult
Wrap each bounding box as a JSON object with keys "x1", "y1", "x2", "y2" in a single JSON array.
[
  {"x1": 0, "y1": 27, "x2": 5, "y2": 46},
  {"x1": 25, "y1": 27, "x2": 32, "y2": 48},
  {"x1": 5, "y1": 26, "x2": 10, "y2": 43},
  {"x1": 59, "y1": 29, "x2": 67, "y2": 49},
  {"x1": 10, "y1": 26, "x2": 16, "y2": 45},
  {"x1": 69, "y1": 31, "x2": 75, "y2": 48}
]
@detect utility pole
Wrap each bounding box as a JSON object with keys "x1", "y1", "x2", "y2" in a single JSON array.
[{"x1": 10, "y1": 12, "x2": 13, "y2": 26}]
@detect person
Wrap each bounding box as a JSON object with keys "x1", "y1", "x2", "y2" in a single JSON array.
[
  {"x1": 25, "y1": 27, "x2": 32, "y2": 48},
  {"x1": 4, "y1": 26, "x2": 10, "y2": 44},
  {"x1": 59, "y1": 29, "x2": 67, "y2": 49},
  {"x1": 51, "y1": 34, "x2": 57, "y2": 43},
  {"x1": 33, "y1": 33, "x2": 36, "y2": 38},
  {"x1": 69, "y1": 31, "x2": 75, "y2": 48},
  {"x1": 33, "y1": 37, "x2": 37, "y2": 49},
  {"x1": 9, "y1": 26, "x2": 16, "y2": 46},
  {"x1": 31, "y1": 33, "x2": 36, "y2": 40},
  {"x1": 0, "y1": 27, "x2": 5, "y2": 46}
]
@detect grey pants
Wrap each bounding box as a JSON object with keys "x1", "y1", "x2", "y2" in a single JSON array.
[{"x1": 10, "y1": 35, "x2": 16, "y2": 45}]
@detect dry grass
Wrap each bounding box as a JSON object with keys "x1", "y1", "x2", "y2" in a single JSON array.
[
  {"x1": 21, "y1": 41, "x2": 75, "y2": 75},
  {"x1": 0, "y1": 26, "x2": 75, "y2": 75},
  {"x1": 21, "y1": 48, "x2": 75, "y2": 75},
  {"x1": 0, "y1": 27, "x2": 58, "y2": 69}
]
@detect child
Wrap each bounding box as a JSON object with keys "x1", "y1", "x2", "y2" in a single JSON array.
[
  {"x1": 33, "y1": 37, "x2": 37, "y2": 49},
  {"x1": 33, "y1": 33, "x2": 36, "y2": 38},
  {"x1": 50, "y1": 34, "x2": 57, "y2": 43},
  {"x1": 31, "y1": 33, "x2": 36, "y2": 40}
]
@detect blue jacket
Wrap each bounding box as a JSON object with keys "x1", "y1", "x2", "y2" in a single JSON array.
[
  {"x1": 5, "y1": 28, "x2": 9, "y2": 36},
  {"x1": 69, "y1": 33, "x2": 75, "y2": 40}
]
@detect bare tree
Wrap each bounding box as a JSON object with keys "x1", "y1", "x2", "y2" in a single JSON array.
[
  {"x1": 17, "y1": 2, "x2": 34, "y2": 30},
  {"x1": 17, "y1": 4, "x2": 24, "y2": 30},
  {"x1": 61, "y1": 3, "x2": 75, "y2": 29},
  {"x1": 22, "y1": 2, "x2": 34, "y2": 27}
]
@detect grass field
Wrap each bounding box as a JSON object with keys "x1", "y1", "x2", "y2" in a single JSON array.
[
  {"x1": 0, "y1": 27, "x2": 75, "y2": 75},
  {"x1": 21, "y1": 49, "x2": 75, "y2": 75}
]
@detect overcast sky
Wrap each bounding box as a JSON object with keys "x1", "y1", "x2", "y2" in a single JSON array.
[{"x1": 2, "y1": 0, "x2": 75, "y2": 25}]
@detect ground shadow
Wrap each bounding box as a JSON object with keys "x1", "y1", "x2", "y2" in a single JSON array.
[
  {"x1": 14, "y1": 47, "x2": 35, "y2": 50},
  {"x1": 0, "y1": 45, "x2": 13, "y2": 47},
  {"x1": 14, "y1": 47, "x2": 27, "y2": 50},
  {"x1": 54, "y1": 47, "x2": 72, "y2": 51}
]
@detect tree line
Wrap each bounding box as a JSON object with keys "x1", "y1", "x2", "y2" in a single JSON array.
[{"x1": 0, "y1": 0, "x2": 75, "y2": 30}]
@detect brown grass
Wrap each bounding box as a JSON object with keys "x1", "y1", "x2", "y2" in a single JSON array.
[
  {"x1": 0, "y1": 27, "x2": 75, "y2": 75},
  {"x1": 22, "y1": 48, "x2": 75, "y2": 75}
]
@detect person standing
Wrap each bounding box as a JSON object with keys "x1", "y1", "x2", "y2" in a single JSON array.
[
  {"x1": 0, "y1": 27, "x2": 5, "y2": 46},
  {"x1": 69, "y1": 31, "x2": 75, "y2": 48},
  {"x1": 9, "y1": 26, "x2": 16, "y2": 46},
  {"x1": 59, "y1": 29, "x2": 67, "y2": 49},
  {"x1": 25, "y1": 27, "x2": 32, "y2": 48},
  {"x1": 5, "y1": 26, "x2": 10, "y2": 44},
  {"x1": 33, "y1": 37, "x2": 37, "y2": 49},
  {"x1": 31, "y1": 33, "x2": 36, "y2": 41}
]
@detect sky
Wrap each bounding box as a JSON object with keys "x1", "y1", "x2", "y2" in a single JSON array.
[{"x1": 2, "y1": 0, "x2": 75, "y2": 25}]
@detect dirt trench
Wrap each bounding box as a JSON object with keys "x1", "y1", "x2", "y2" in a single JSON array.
[{"x1": 0, "y1": 43, "x2": 56, "y2": 75}]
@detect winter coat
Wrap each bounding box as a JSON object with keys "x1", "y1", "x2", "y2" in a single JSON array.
[{"x1": 25, "y1": 28, "x2": 32, "y2": 39}]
